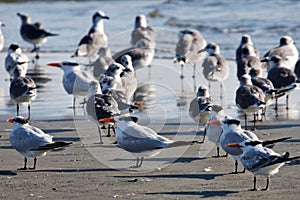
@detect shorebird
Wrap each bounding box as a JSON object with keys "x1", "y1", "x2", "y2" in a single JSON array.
[
  {"x1": 72, "y1": 11, "x2": 109, "y2": 63},
  {"x1": 188, "y1": 85, "x2": 212, "y2": 135},
  {"x1": 86, "y1": 81, "x2": 120, "y2": 143},
  {"x1": 208, "y1": 117, "x2": 292, "y2": 174},
  {"x1": 227, "y1": 139, "x2": 299, "y2": 191},
  {"x1": 174, "y1": 29, "x2": 207, "y2": 78},
  {"x1": 263, "y1": 55, "x2": 297, "y2": 113},
  {"x1": 10, "y1": 65, "x2": 37, "y2": 119},
  {"x1": 100, "y1": 116, "x2": 198, "y2": 168},
  {"x1": 236, "y1": 34, "x2": 260, "y2": 64},
  {"x1": 92, "y1": 47, "x2": 114, "y2": 80},
  {"x1": 235, "y1": 74, "x2": 265, "y2": 130},
  {"x1": 294, "y1": 59, "x2": 300, "y2": 82},
  {"x1": 47, "y1": 61, "x2": 96, "y2": 108},
  {"x1": 7, "y1": 116, "x2": 71, "y2": 170},
  {"x1": 5, "y1": 43, "x2": 29, "y2": 80},
  {"x1": 0, "y1": 21, "x2": 4, "y2": 51},
  {"x1": 131, "y1": 14, "x2": 156, "y2": 46},
  {"x1": 17, "y1": 12, "x2": 59, "y2": 59},
  {"x1": 198, "y1": 43, "x2": 229, "y2": 99},
  {"x1": 263, "y1": 36, "x2": 298, "y2": 70},
  {"x1": 113, "y1": 37, "x2": 155, "y2": 69}
]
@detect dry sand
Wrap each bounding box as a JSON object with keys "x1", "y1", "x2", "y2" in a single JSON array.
[{"x1": 0, "y1": 112, "x2": 299, "y2": 200}]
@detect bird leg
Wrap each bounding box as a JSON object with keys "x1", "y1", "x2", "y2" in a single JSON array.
[
  {"x1": 130, "y1": 157, "x2": 144, "y2": 168},
  {"x1": 180, "y1": 64, "x2": 185, "y2": 79},
  {"x1": 29, "y1": 157, "x2": 37, "y2": 170},
  {"x1": 200, "y1": 127, "x2": 206, "y2": 143},
  {"x1": 244, "y1": 113, "x2": 248, "y2": 130},
  {"x1": 17, "y1": 104, "x2": 19, "y2": 116},
  {"x1": 286, "y1": 94, "x2": 289, "y2": 110},
  {"x1": 262, "y1": 176, "x2": 270, "y2": 191},
  {"x1": 192, "y1": 64, "x2": 196, "y2": 78},
  {"x1": 249, "y1": 176, "x2": 258, "y2": 191},
  {"x1": 97, "y1": 124, "x2": 104, "y2": 144},
  {"x1": 28, "y1": 104, "x2": 31, "y2": 120},
  {"x1": 251, "y1": 113, "x2": 257, "y2": 131},
  {"x1": 18, "y1": 157, "x2": 28, "y2": 170},
  {"x1": 213, "y1": 146, "x2": 221, "y2": 157},
  {"x1": 107, "y1": 124, "x2": 112, "y2": 137}
]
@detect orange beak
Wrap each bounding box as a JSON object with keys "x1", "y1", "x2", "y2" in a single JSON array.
[
  {"x1": 226, "y1": 143, "x2": 241, "y2": 148},
  {"x1": 7, "y1": 118, "x2": 14, "y2": 123},
  {"x1": 47, "y1": 62, "x2": 60, "y2": 67},
  {"x1": 207, "y1": 120, "x2": 222, "y2": 125},
  {"x1": 99, "y1": 118, "x2": 115, "y2": 123}
]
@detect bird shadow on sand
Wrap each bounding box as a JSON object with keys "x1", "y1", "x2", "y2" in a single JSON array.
[
  {"x1": 257, "y1": 123, "x2": 300, "y2": 130},
  {"x1": 0, "y1": 170, "x2": 17, "y2": 176},
  {"x1": 145, "y1": 190, "x2": 238, "y2": 198},
  {"x1": 24, "y1": 168, "x2": 118, "y2": 173},
  {"x1": 43, "y1": 128, "x2": 76, "y2": 134}
]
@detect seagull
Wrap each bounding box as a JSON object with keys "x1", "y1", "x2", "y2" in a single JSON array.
[
  {"x1": 131, "y1": 14, "x2": 156, "y2": 46},
  {"x1": 92, "y1": 47, "x2": 114, "y2": 80},
  {"x1": 10, "y1": 65, "x2": 37, "y2": 119},
  {"x1": 236, "y1": 34, "x2": 260, "y2": 64},
  {"x1": 113, "y1": 37, "x2": 155, "y2": 69},
  {"x1": 237, "y1": 44, "x2": 262, "y2": 80},
  {"x1": 7, "y1": 116, "x2": 71, "y2": 170},
  {"x1": 227, "y1": 139, "x2": 300, "y2": 191},
  {"x1": 72, "y1": 11, "x2": 109, "y2": 63},
  {"x1": 0, "y1": 21, "x2": 4, "y2": 51},
  {"x1": 100, "y1": 116, "x2": 198, "y2": 168},
  {"x1": 208, "y1": 117, "x2": 292, "y2": 174},
  {"x1": 198, "y1": 43, "x2": 229, "y2": 99},
  {"x1": 86, "y1": 81, "x2": 120, "y2": 143},
  {"x1": 174, "y1": 29, "x2": 207, "y2": 78},
  {"x1": 235, "y1": 74, "x2": 265, "y2": 130},
  {"x1": 263, "y1": 36, "x2": 298, "y2": 70},
  {"x1": 5, "y1": 43, "x2": 29, "y2": 80},
  {"x1": 17, "y1": 13, "x2": 59, "y2": 59},
  {"x1": 294, "y1": 59, "x2": 300, "y2": 82},
  {"x1": 263, "y1": 55, "x2": 297, "y2": 112},
  {"x1": 188, "y1": 85, "x2": 212, "y2": 134},
  {"x1": 47, "y1": 61, "x2": 96, "y2": 108}
]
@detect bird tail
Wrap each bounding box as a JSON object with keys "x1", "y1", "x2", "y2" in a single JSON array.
[
  {"x1": 262, "y1": 136, "x2": 292, "y2": 148},
  {"x1": 266, "y1": 152, "x2": 300, "y2": 168},
  {"x1": 46, "y1": 32, "x2": 59, "y2": 37},
  {"x1": 275, "y1": 84, "x2": 297, "y2": 96},
  {"x1": 31, "y1": 141, "x2": 71, "y2": 151},
  {"x1": 166, "y1": 140, "x2": 200, "y2": 148}
]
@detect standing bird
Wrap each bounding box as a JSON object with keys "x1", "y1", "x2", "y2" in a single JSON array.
[
  {"x1": 0, "y1": 21, "x2": 4, "y2": 51},
  {"x1": 47, "y1": 61, "x2": 96, "y2": 108},
  {"x1": 174, "y1": 29, "x2": 207, "y2": 78},
  {"x1": 92, "y1": 47, "x2": 114, "y2": 80},
  {"x1": 263, "y1": 36, "x2": 298, "y2": 70},
  {"x1": 198, "y1": 43, "x2": 229, "y2": 99},
  {"x1": 294, "y1": 59, "x2": 300, "y2": 82},
  {"x1": 17, "y1": 13, "x2": 59, "y2": 59},
  {"x1": 100, "y1": 116, "x2": 198, "y2": 168},
  {"x1": 72, "y1": 11, "x2": 109, "y2": 63},
  {"x1": 10, "y1": 65, "x2": 37, "y2": 119},
  {"x1": 236, "y1": 34, "x2": 260, "y2": 64},
  {"x1": 5, "y1": 43, "x2": 29, "y2": 80},
  {"x1": 188, "y1": 85, "x2": 212, "y2": 134},
  {"x1": 235, "y1": 74, "x2": 265, "y2": 130},
  {"x1": 86, "y1": 81, "x2": 120, "y2": 143},
  {"x1": 131, "y1": 14, "x2": 156, "y2": 46},
  {"x1": 263, "y1": 55, "x2": 297, "y2": 112},
  {"x1": 7, "y1": 116, "x2": 71, "y2": 170},
  {"x1": 227, "y1": 139, "x2": 300, "y2": 191}
]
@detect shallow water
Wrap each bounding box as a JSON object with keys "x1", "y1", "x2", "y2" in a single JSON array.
[{"x1": 0, "y1": 0, "x2": 300, "y2": 124}]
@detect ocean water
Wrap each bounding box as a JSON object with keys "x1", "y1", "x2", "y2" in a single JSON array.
[{"x1": 0, "y1": 0, "x2": 300, "y2": 123}]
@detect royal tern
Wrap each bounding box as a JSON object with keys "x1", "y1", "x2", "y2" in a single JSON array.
[
  {"x1": 236, "y1": 34, "x2": 260, "y2": 64},
  {"x1": 208, "y1": 117, "x2": 292, "y2": 174},
  {"x1": 72, "y1": 11, "x2": 109, "y2": 63},
  {"x1": 92, "y1": 47, "x2": 114, "y2": 80},
  {"x1": 263, "y1": 36, "x2": 298, "y2": 70},
  {"x1": 7, "y1": 116, "x2": 71, "y2": 170},
  {"x1": 100, "y1": 116, "x2": 198, "y2": 168},
  {"x1": 235, "y1": 74, "x2": 265, "y2": 130},
  {"x1": 188, "y1": 85, "x2": 212, "y2": 133},
  {"x1": 174, "y1": 29, "x2": 207, "y2": 78},
  {"x1": 0, "y1": 21, "x2": 4, "y2": 51},
  {"x1": 17, "y1": 12, "x2": 59, "y2": 59},
  {"x1": 113, "y1": 37, "x2": 155, "y2": 69},
  {"x1": 198, "y1": 43, "x2": 229, "y2": 98},
  {"x1": 263, "y1": 55, "x2": 297, "y2": 112},
  {"x1": 5, "y1": 43, "x2": 29, "y2": 80},
  {"x1": 47, "y1": 61, "x2": 96, "y2": 108},
  {"x1": 86, "y1": 81, "x2": 120, "y2": 143},
  {"x1": 130, "y1": 14, "x2": 156, "y2": 46},
  {"x1": 10, "y1": 65, "x2": 37, "y2": 119},
  {"x1": 227, "y1": 139, "x2": 300, "y2": 191}
]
